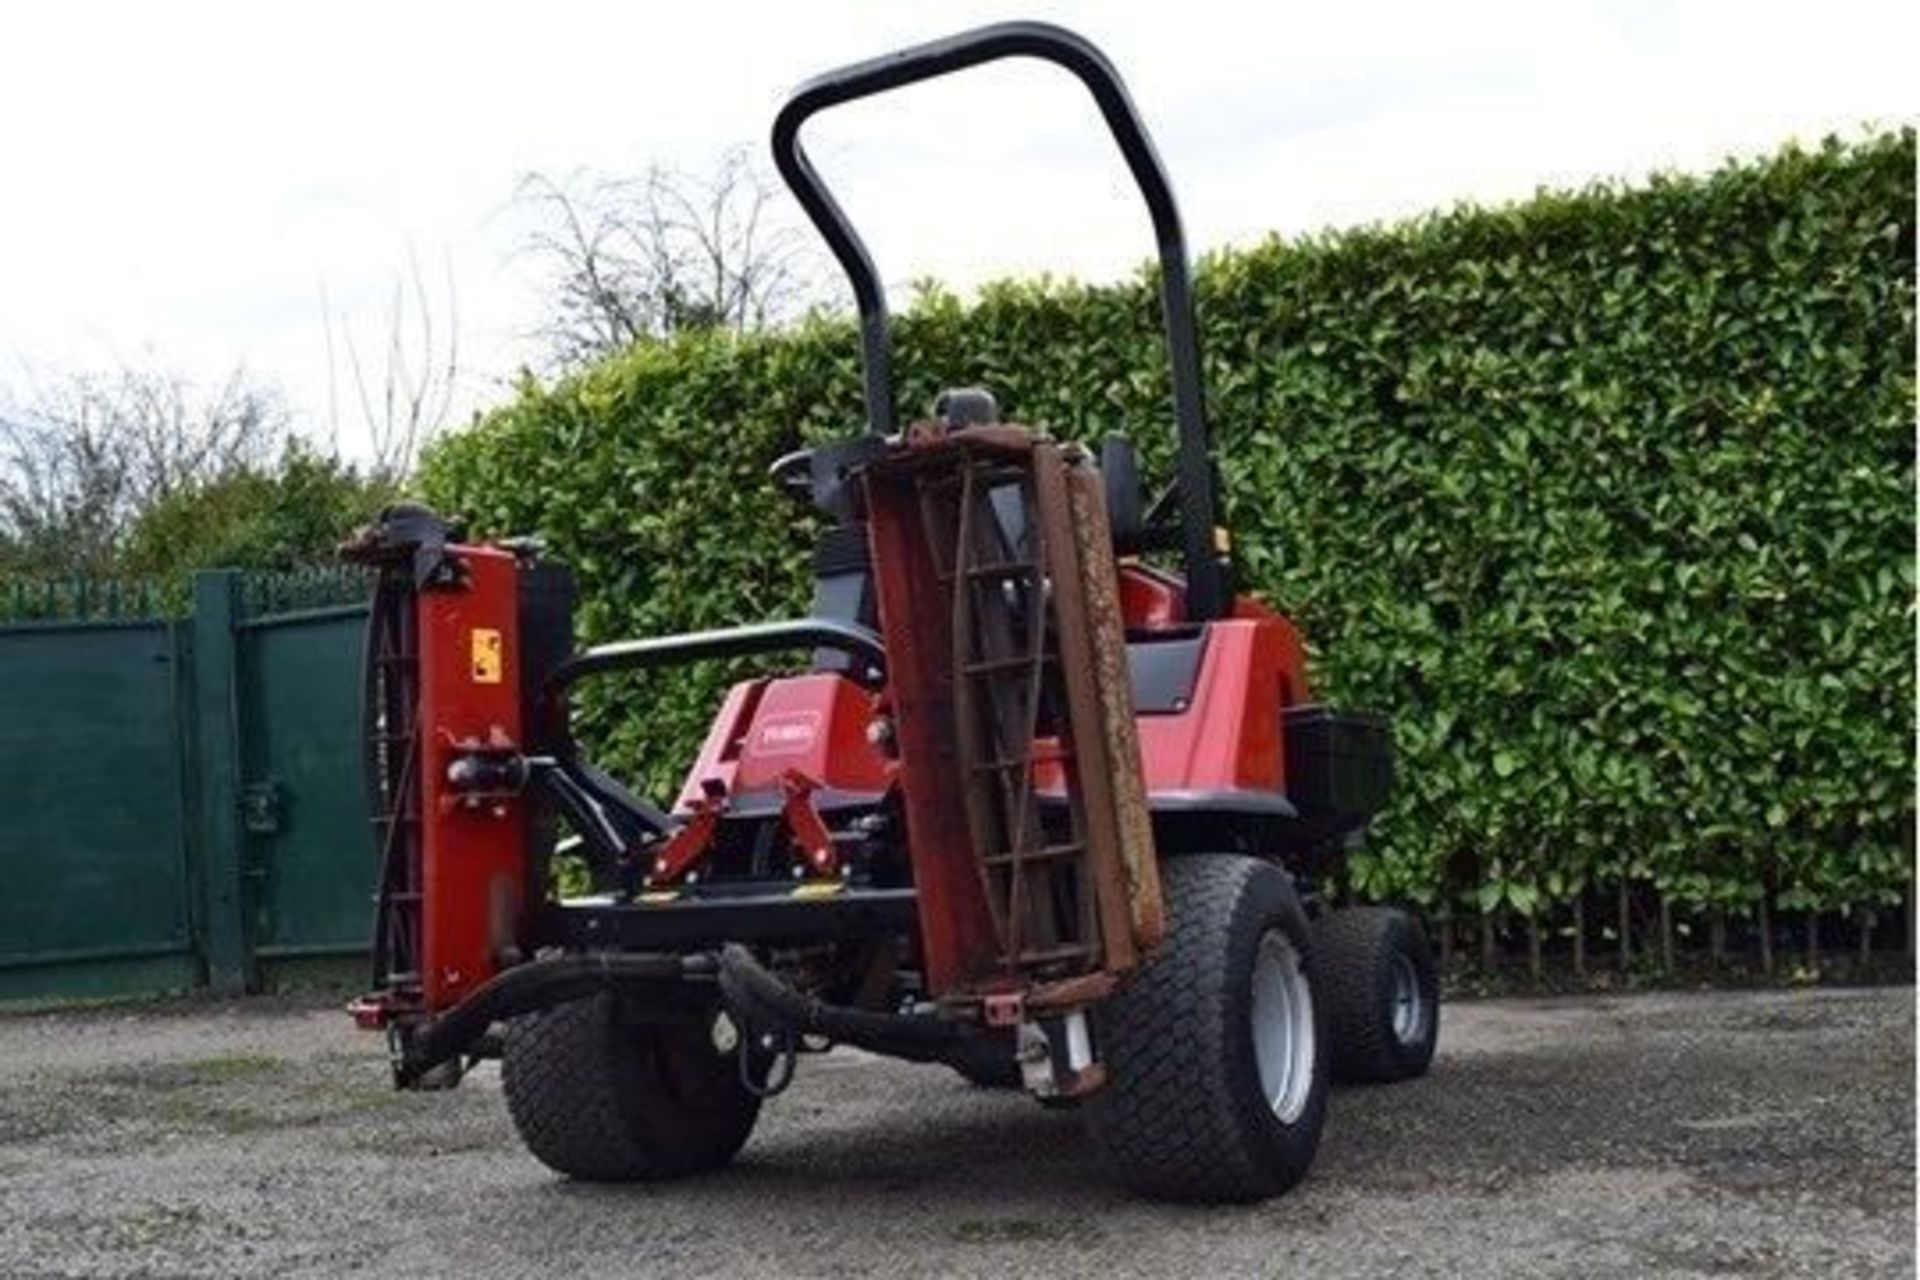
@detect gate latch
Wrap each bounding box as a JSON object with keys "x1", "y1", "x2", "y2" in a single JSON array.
[{"x1": 242, "y1": 781, "x2": 283, "y2": 835}]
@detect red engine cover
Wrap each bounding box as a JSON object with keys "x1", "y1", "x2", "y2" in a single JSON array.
[
  {"x1": 1137, "y1": 614, "x2": 1309, "y2": 794},
  {"x1": 1033, "y1": 565, "x2": 1313, "y2": 799},
  {"x1": 675, "y1": 672, "x2": 890, "y2": 811}
]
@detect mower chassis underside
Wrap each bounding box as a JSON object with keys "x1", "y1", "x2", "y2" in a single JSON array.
[{"x1": 539, "y1": 888, "x2": 918, "y2": 950}]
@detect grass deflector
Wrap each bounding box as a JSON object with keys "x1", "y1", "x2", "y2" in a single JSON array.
[{"x1": 343, "y1": 21, "x2": 1430, "y2": 1202}]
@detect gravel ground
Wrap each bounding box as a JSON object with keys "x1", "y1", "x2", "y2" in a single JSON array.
[{"x1": 0, "y1": 984, "x2": 1909, "y2": 1278}]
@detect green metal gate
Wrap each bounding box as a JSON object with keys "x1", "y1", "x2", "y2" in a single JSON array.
[
  {"x1": 0, "y1": 618, "x2": 198, "y2": 1001},
  {"x1": 235, "y1": 595, "x2": 374, "y2": 980},
  {"x1": 0, "y1": 570, "x2": 373, "y2": 1003}
]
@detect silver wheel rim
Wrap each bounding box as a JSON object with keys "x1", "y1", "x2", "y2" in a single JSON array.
[
  {"x1": 1249, "y1": 929, "x2": 1316, "y2": 1124},
  {"x1": 1389, "y1": 951, "x2": 1427, "y2": 1046}
]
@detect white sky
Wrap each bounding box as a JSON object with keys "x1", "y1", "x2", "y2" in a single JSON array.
[{"x1": 0, "y1": 0, "x2": 1911, "y2": 460}]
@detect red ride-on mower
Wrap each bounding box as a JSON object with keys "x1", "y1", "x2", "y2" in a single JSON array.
[{"x1": 343, "y1": 21, "x2": 1432, "y2": 1203}]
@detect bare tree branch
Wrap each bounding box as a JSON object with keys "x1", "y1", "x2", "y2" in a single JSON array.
[
  {"x1": 515, "y1": 146, "x2": 822, "y2": 366},
  {"x1": 0, "y1": 364, "x2": 288, "y2": 574},
  {"x1": 322, "y1": 245, "x2": 461, "y2": 482}
]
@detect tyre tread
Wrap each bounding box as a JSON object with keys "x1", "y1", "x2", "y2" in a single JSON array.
[
  {"x1": 1085, "y1": 855, "x2": 1326, "y2": 1202},
  {"x1": 501, "y1": 994, "x2": 758, "y2": 1181},
  {"x1": 1314, "y1": 906, "x2": 1439, "y2": 1084}
]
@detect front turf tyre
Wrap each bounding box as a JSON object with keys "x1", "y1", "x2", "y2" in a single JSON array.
[
  {"x1": 1313, "y1": 906, "x2": 1440, "y2": 1084},
  {"x1": 1084, "y1": 855, "x2": 1329, "y2": 1203},
  {"x1": 501, "y1": 993, "x2": 760, "y2": 1181}
]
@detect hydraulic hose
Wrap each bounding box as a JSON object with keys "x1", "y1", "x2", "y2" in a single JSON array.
[
  {"x1": 399, "y1": 945, "x2": 1012, "y2": 1086},
  {"x1": 394, "y1": 952, "x2": 704, "y2": 1086},
  {"x1": 715, "y1": 943, "x2": 1003, "y2": 1073}
]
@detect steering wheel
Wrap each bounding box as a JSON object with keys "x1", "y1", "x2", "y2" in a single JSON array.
[{"x1": 767, "y1": 447, "x2": 815, "y2": 505}]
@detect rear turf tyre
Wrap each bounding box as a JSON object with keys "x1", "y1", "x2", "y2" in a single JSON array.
[
  {"x1": 1084, "y1": 855, "x2": 1329, "y2": 1203},
  {"x1": 501, "y1": 993, "x2": 760, "y2": 1181},
  {"x1": 1313, "y1": 906, "x2": 1440, "y2": 1084}
]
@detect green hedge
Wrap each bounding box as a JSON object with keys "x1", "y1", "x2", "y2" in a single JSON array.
[{"x1": 423, "y1": 131, "x2": 1914, "y2": 926}]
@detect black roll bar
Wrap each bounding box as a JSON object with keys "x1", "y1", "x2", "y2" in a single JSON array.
[{"x1": 771, "y1": 20, "x2": 1231, "y2": 620}]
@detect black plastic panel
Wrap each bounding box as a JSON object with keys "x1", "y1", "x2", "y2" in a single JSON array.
[
  {"x1": 1282, "y1": 705, "x2": 1393, "y2": 821},
  {"x1": 1126, "y1": 630, "x2": 1206, "y2": 713},
  {"x1": 517, "y1": 560, "x2": 575, "y2": 752}
]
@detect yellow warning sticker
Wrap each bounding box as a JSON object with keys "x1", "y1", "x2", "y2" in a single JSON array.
[
  {"x1": 790, "y1": 880, "x2": 846, "y2": 899},
  {"x1": 470, "y1": 628, "x2": 503, "y2": 684}
]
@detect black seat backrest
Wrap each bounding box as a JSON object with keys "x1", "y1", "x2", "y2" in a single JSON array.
[
  {"x1": 811, "y1": 523, "x2": 876, "y2": 673},
  {"x1": 1098, "y1": 435, "x2": 1147, "y2": 554}
]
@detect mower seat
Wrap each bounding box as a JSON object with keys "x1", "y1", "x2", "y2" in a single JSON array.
[{"x1": 979, "y1": 433, "x2": 1145, "y2": 560}]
